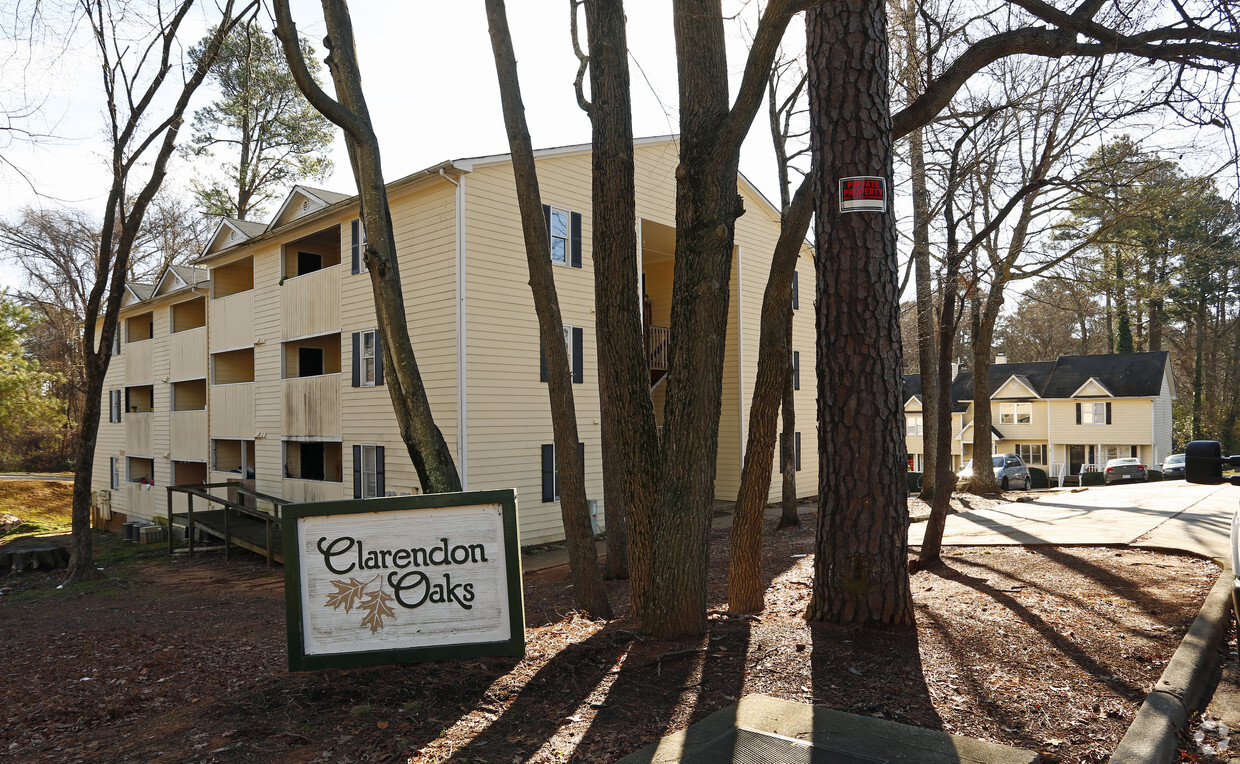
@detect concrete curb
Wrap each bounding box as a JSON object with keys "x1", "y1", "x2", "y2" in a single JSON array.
[{"x1": 1108, "y1": 559, "x2": 1233, "y2": 763}]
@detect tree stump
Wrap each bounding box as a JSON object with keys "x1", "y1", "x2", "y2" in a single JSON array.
[{"x1": 0, "y1": 544, "x2": 71, "y2": 573}]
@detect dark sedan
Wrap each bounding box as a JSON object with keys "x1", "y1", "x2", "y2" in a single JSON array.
[
  {"x1": 1160, "y1": 453, "x2": 1186, "y2": 479},
  {"x1": 1104, "y1": 457, "x2": 1147, "y2": 485}
]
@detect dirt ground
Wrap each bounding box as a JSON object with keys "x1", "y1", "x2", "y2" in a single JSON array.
[{"x1": 0, "y1": 511, "x2": 1221, "y2": 764}]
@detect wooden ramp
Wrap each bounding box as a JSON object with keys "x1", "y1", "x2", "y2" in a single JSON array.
[{"x1": 166, "y1": 484, "x2": 289, "y2": 566}]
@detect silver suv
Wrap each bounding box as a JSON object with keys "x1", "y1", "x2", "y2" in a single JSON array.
[{"x1": 957, "y1": 453, "x2": 1032, "y2": 491}]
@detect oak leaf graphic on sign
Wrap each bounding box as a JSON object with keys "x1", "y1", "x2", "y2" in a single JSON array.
[
  {"x1": 325, "y1": 574, "x2": 397, "y2": 632},
  {"x1": 325, "y1": 576, "x2": 372, "y2": 613},
  {"x1": 359, "y1": 588, "x2": 397, "y2": 633}
]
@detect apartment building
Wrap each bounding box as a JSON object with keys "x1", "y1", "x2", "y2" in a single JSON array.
[
  {"x1": 92, "y1": 136, "x2": 818, "y2": 545},
  {"x1": 904, "y1": 351, "x2": 1175, "y2": 481}
]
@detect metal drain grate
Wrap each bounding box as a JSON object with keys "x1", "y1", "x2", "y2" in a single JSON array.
[{"x1": 680, "y1": 727, "x2": 889, "y2": 764}]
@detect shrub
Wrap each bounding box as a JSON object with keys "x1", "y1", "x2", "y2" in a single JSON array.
[
  {"x1": 1028, "y1": 467, "x2": 1048, "y2": 489},
  {"x1": 1146, "y1": 469, "x2": 1163, "y2": 482},
  {"x1": 906, "y1": 472, "x2": 924, "y2": 492},
  {"x1": 1081, "y1": 471, "x2": 1105, "y2": 487}
]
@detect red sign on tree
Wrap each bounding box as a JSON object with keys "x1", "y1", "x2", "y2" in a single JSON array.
[{"x1": 839, "y1": 176, "x2": 887, "y2": 213}]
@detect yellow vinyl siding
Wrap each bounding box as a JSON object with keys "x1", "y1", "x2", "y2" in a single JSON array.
[
  {"x1": 170, "y1": 410, "x2": 208, "y2": 461},
  {"x1": 462, "y1": 153, "x2": 602, "y2": 544},
  {"x1": 169, "y1": 326, "x2": 206, "y2": 380},
  {"x1": 210, "y1": 383, "x2": 255, "y2": 437},
  {"x1": 209, "y1": 289, "x2": 255, "y2": 350},
  {"x1": 125, "y1": 338, "x2": 153, "y2": 384},
  {"x1": 1048, "y1": 398, "x2": 1154, "y2": 444},
  {"x1": 281, "y1": 265, "x2": 340, "y2": 339}
]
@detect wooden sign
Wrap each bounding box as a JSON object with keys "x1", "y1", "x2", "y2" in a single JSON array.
[
  {"x1": 839, "y1": 176, "x2": 887, "y2": 213},
  {"x1": 282, "y1": 489, "x2": 524, "y2": 671}
]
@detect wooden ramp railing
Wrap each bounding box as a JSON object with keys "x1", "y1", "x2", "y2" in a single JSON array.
[{"x1": 165, "y1": 482, "x2": 291, "y2": 566}]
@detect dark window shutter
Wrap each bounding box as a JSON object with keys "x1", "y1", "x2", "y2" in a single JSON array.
[
  {"x1": 539, "y1": 338, "x2": 548, "y2": 382},
  {"x1": 795, "y1": 432, "x2": 802, "y2": 471},
  {"x1": 1105, "y1": 402, "x2": 1112, "y2": 424},
  {"x1": 352, "y1": 332, "x2": 361, "y2": 387},
  {"x1": 570, "y1": 211, "x2": 582, "y2": 268},
  {"x1": 376, "y1": 447, "x2": 385, "y2": 496},
  {"x1": 110, "y1": 457, "x2": 116, "y2": 489},
  {"x1": 572, "y1": 327, "x2": 584, "y2": 383},
  {"x1": 792, "y1": 270, "x2": 799, "y2": 310},
  {"x1": 541, "y1": 444, "x2": 555, "y2": 502},
  {"x1": 793, "y1": 351, "x2": 800, "y2": 391},
  {"x1": 351, "y1": 219, "x2": 361, "y2": 274},
  {"x1": 374, "y1": 336, "x2": 384, "y2": 386},
  {"x1": 1075, "y1": 402, "x2": 1081, "y2": 424},
  {"x1": 578, "y1": 442, "x2": 585, "y2": 473},
  {"x1": 542, "y1": 204, "x2": 551, "y2": 246},
  {"x1": 124, "y1": 388, "x2": 130, "y2": 415},
  {"x1": 353, "y1": 445, "x2": 362, "y2": 498}
]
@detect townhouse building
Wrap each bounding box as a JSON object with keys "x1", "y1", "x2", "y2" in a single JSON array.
[
  {"x1": 904, "y1": 351, "x2": 1176, "y2": 482},
  {"x1": 92, "y1": 136, "x2": 818, "y2": 545}
]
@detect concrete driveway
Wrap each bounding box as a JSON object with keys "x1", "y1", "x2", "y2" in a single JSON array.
[{"x1": 909, "y1": 480, "x2": 1238, "y2": 560}]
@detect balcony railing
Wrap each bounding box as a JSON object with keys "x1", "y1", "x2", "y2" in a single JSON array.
[{"x1": 648, "y1": 325, "x2": 670, "y2": 371}]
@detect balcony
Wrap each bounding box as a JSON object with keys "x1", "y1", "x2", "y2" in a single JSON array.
[
  {"x1": 281, "y1": 266, "x2": 340, "y2": 339},
  {"x1": 283, "y1": 374, "x2": 341, "y2": 438},
  {"x1": 210, "y1": 383, "x2": 254, "y2": 438},
  {"x1": 125, "y1": 339, "x2": 153, "y2": 384},
  {"x1": 209, "y1": 290, "x2": 255, "y2": 350},
  {"x1": 170, "y1": 410, "x2": 208, "y2": 461},
  {"x1": 170, "y1": 326, "x2": 207, "y2": 380},
  {"x1": 125, "y1": 412, "x2": 153, "y2": 455}
]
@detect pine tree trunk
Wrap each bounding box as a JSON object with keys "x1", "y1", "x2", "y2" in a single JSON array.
[
  {"x1": 805, "y1": 0, "x2": 914, "y2": 627},
  {"x1": 66, "y1": 348, "x2": 107, "y2": 583}
]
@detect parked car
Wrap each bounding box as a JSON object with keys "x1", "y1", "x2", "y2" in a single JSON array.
[
  {"x1": 1160, "y1": 453, "x2": 1186, "y2": 479},
  {"x1": 957, "y1": 454, "x2": 1031, "y2": 491},
  {"x1": 1104, "y1": 457, "x2": 1147, "y2": 484}
]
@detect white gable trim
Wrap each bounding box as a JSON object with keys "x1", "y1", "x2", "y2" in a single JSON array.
[
  {"x1": 270, "y1": 186, "x2": 331, "y2": 230},
  {"x1": 904, "y1": 396, "x2": 923, "y2": 412},
  {"x1": 1070, "y1": 377, "x2": 1114, "y2": 398},
  {"x1": 152, "y1": 269, "x2": 187, "y2": 297},
  {"x1": 205, "y1": 219, "x2": 258, "y2": 255},
  {"x1": 993, "y1": 375, "x2": 1039, "y2": 399}
]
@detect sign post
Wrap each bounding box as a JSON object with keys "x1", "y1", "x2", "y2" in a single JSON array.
[{"x1": 282, "y1": 488, "x2": 524, "y2": 671}]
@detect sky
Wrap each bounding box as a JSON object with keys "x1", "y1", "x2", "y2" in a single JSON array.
[{"x1": 0, "y1": 1, "x2": 797, "y2": 294}]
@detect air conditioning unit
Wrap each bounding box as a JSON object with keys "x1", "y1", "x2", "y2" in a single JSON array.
[{"x1": 137, "y1": 525, "x2": 168, "y2": 545}]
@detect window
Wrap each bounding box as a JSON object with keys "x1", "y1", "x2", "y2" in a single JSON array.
[
  {"x1": 285, "y1": 441, "x2": 343, "y2": 482},
  {"x1": 351, "y1": 219, "x2": 367, "y2": 274},
  {"x1": 792, "y1": 350, "x2": 800, "y2": 391},
  {"x1": 542, "y1": 205, "x2": 582, "y2": 268},
  {"x1": 111, "y1": 331, "x2": 121, "y2": 356},
  {"x1": 541, "y1": 442, "x2": 585, "y2": 502},
  {"x1": 296, "y1": 251, "x2": 322, "y2": 276},
  {"x1": 353, "y1": 444, "x2": 385, "y2": 498},
  {"x1": 1017, "y1": 444, "x2": 1046, "y2": 466},
  {"x1": 999, "y1": 402, "x2": 1032, "y2": 425},
  {"x1": 906, "y1": 414, "x2": 924, "y2": 437},
  {"x1": 108, "y1": 389, "x2": 122, "y2": 423},
  {"x1": 1077, "y1": 401, "x2": 1111, "y2": 425},
  {"x1": 540, "y1": 326, "x2": 584, "y2": 384},
  {"x1": 352, "y1": 330, "x2": 384, "y2": 387}
]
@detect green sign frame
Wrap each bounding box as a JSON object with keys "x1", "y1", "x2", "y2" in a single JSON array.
[{"x1": 282, "y1": 488, "x2": 524, "y2": 672}]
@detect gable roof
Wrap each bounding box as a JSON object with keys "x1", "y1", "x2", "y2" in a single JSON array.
[
  {"x1": 993, "y1": 374, "x2": 1040, "y2": 399},
  {"x1": 270, "y1": 185, "x2": 353, "y2": 230},
  {"x1": 153, "y1": 265, "x2": 209, "y2": 297},
  {"x1": 907, "y1": 351, "x2": 1172, "y2": 410},
  {"x1": 204, "y1": 217, "x2": 268, "y2": 256}
]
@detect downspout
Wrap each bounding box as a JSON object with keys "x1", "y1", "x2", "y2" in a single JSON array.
[{"x1": 441, "y1": 167, "x2": 468, "y2": 489}]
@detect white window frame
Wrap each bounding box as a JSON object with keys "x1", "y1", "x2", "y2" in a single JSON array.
[
  {"x1": 999, "y1": 402, "x2": 1032, "y2": 425},
  {"x1": 361, "y1": 329, "x2": 378, "y2": 387},
  {"x1": 1017, "y1": 443, "x2": 1046, "y2": 466},
  {"x1": 906, "y1": 414, "x2": 924, "y2": 437},
  {"x1": 1082, "y1": 402, "x2": 1107, "y2": 425},
  {"x1": 549, "y1": 207, "x2": 570, "y2": 266},
  {"x1": 360, "y1": 444, "x2": 380, "y2": 498}
]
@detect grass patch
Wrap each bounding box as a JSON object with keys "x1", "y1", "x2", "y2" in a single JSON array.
[{"x1": 0, "y1": 480, "x2": 73, "y2": 541}]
